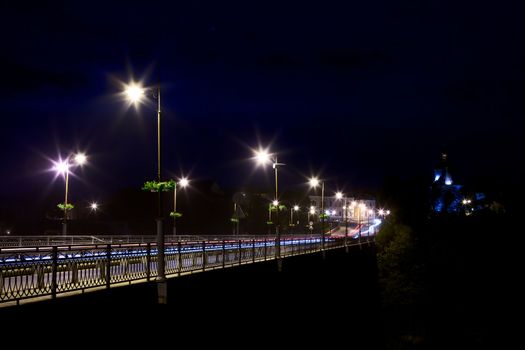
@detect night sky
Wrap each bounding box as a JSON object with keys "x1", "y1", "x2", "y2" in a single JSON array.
[{"x1": 1, "y1": 1, "x2": 523, "y2": 207}]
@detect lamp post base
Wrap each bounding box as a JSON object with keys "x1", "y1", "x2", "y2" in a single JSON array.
[{"x1": 157, "y1": 279, "x2": 167, "y2": 304}]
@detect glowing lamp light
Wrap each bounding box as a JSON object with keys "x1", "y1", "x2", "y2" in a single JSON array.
[
  {"x1": 124, "y1": 82, "x2": 145, "y2": 103},
  {"x1": 272, "y1": 200, "x2": 279, "y2": 206},
  {"x1": 74, "y1": 153, "x2": 87, "y2": 165},
  {"x1": 54, "y1": 161, "x2": 70, "y2": 175},
  {"x1": 309, "y1": 208, "x2": 315, "y2": 214},
  {"x1": 90, "y1": 202, "x2": 99, "y2": 211},
  {"x1": 331, "y1": 210, "x2": 336, "y2": 215},
  {"x1": 335, "y1": 192, "x2": 343, "y2": 199},
  {"x1": 309, "y1": 177, "x2": 320, "y2": 188},
  {"x1": 255, "y1": 149, "x2": 271, "y2": 165},
  {"x1": 293, "y1": 205, "x2": 299, "y2": 211},
  {"x1": 179, "y1": 178, "x2": 189, "y2": 187}
]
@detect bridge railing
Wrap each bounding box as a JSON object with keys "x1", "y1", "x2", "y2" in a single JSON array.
[{"x1": 0, "y1": 235, "x2": 372, "y2": 305}]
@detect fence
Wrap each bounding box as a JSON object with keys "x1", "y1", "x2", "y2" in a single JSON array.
[{"x1": 0, "y1": 235, "x2": 371, "y2": 305}]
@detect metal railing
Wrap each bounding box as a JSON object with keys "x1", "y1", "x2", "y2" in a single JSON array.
[
  {"x1": 0, "y1": 235, "x2": 373, "y2": 305},
  {"x1": 0, "y1": 235, "x2": 213, "y2": 248}
]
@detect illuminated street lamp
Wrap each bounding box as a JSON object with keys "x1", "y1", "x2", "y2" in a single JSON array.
[
  {"x1": 367, "y1": 208, "x2": 374, "y2": 238},
  {"x1": 309, "y1": 177, "x2": 325, "y2": 253},
  {"x1": 291, "y1": 205, "x2": 299, "y2": 225},
  {"x1": 253, "y1": 148, "x2": 285, "y2": 269},
  {"x1": 358, "y1": 202, "x2": 366, "y2": 241},
  {"x1": 53, "y1": 153, "x2": 87, "y2": 236},
  {"x1": 124, "y1": 78, "x2": 168, "y2": 303},
  {"x1": 89, "y1": 202, "x2": 99, "y2": 211},
  {"x1": 308, "y1": 206, "x2": 316, "y2": 234},
  {"x1": 172, "y1": 177, "x2": 189, "y2": 236},
  {"x1": 336, "y1": 191, "x2": 349, "y2": 250}
]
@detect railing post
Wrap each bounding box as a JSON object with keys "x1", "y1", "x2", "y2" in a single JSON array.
[
  {"x1": 71, "y1": 261, "x2": 79, "y2": 284},
  {"x1": 178, "y1": 241, "x2": 182, "y2": 276},
  {"x1": 291, "y1": 235, "x2": 294, "y2": 256},
  {"x1": 238, "y1": 239, "x2": 242, "y2": 265},
  {"x1": 252, "y1": 239, "x2": 255, "y2": 263},
  {"x1": 264, "y1": 238, "x2": 267, "y2": 261},
  {"x1": 146, "y1": 243, "x2": 151, "y2": 281},
  {"x1": 51, "y1": 246, "x2": 58, "y2": 299},
  {"x1": 202, "y1": 241, "x2": 206, "y2": 272},
  {"x1": 222, "y1": 240, "x2": 226, "y2": 268},
  {"x1": 105, "y1": 244, "x2": 111, "y2": 289},
  {"x1": 36, "y1": 265, "x2": 45, "y2": 290}
]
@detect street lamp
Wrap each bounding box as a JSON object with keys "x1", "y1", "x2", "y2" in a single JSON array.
[
  {"x1": 254, "y1": 148, "x2": 285, "y2": 269},
  {"x1": 308, "y1": 206, "x2": 316, "y2": 235},
  {"x1": 309, "y1": 177, "x2": 325, "y2": 254},
  {"x1": 172, "y1": 177, "x2": 189, "y2": 236},
  {"x1": 336, "y1": 191, "x2": 349, "y2": 251},
  {"x1": 367, "y1": 208, "x2": 374, "y2": 238},
  {"x1": 358, "y1": 202, "x2": 366, "y2": 241},
  {"x1": 53, "y1": 153, "x2": 87, "y2": 236},
  {"x1": 290, "y1": 205, "x2": 299, "y2": 233},
  {"x1": 123, "y1": 79, "x2": 168, "y2": 303}
]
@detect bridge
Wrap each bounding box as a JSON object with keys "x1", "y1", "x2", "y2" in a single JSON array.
[{"x1": 0, "y1": 231, "x2": 375, "y2": 307}]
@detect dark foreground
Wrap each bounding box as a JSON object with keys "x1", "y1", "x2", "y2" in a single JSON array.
[{"x1": 1, "y1": 245, "x2": 382, "y2": 347}]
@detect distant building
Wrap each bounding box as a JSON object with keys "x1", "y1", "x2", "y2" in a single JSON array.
[
  {"x1": 430, "y1": 153, "x2": 463, "y2": 214},
  {"x1": 308, "y1": 195, "x2": 376, "y2": 223},
  {"x1": 430, "y1": 153, "x2": 487, "y2": 215}
]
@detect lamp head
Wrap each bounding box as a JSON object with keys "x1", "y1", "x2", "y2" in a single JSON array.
[
  {"x1": 74, "y1": 153, "x2": 87, "y2": 166},
  {"x1": 179, "y1": 177, "x2": 189, "y2": 188},
  {"x1": 54, "y1": 160, "x2": 70, "y2": 175},
  {"x1": 309, "y1": 177, "x2": 320, "y2": 188},
  {"x1": 124, "y1": 82, "x2": 145, "y2": 104},
  {"x1": 254, "y1": 149, "x2": 271, "y2": 165}
]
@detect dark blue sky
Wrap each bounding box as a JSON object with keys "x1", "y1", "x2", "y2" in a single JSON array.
[{"x1": 1, "y1": 0, "x2": 523, "y2": 203}]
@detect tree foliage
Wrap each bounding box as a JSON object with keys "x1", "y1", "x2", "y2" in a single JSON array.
[
  {"x1": 142, "y1": 180, "x2": 176, "y2": 192},
  {"x1": 57, "y1": 203, "x2": 74, "y2": 211},
  {"x1": 376, "y1": 219, "x2": 424, "y2": 306}
]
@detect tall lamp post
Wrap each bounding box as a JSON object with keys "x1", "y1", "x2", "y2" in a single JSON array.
[
  {"x1": 290, "y1": 205, "x2": 299, "y2": 234},
  {"x1": 367, "y1": 208, "x2": 374, "y2": 239},
  {"x1": 53, "y1": 153, "x2": 87, "y2": 236},
  {"x1": 336, "y1": 192, "x2": 349, "y2": 251},
  {"x1": 172, "y1": 177, "x2": 189, "y2": 237},
  {"x1": 308, "y1": 206, "x2": 316, "y2": 235},
  {"x1": 309, "y1": 177, "x2": 325, "y2": 256},
  {"x1": 254, "y1": 149, "x2": 285, "y2": 270},
  {"x1": 124, "y1": 80, "x2": 168, "y2": 303},
  {"x1": 358, "y1": 202, "x2": 366, "y2": 242}
]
